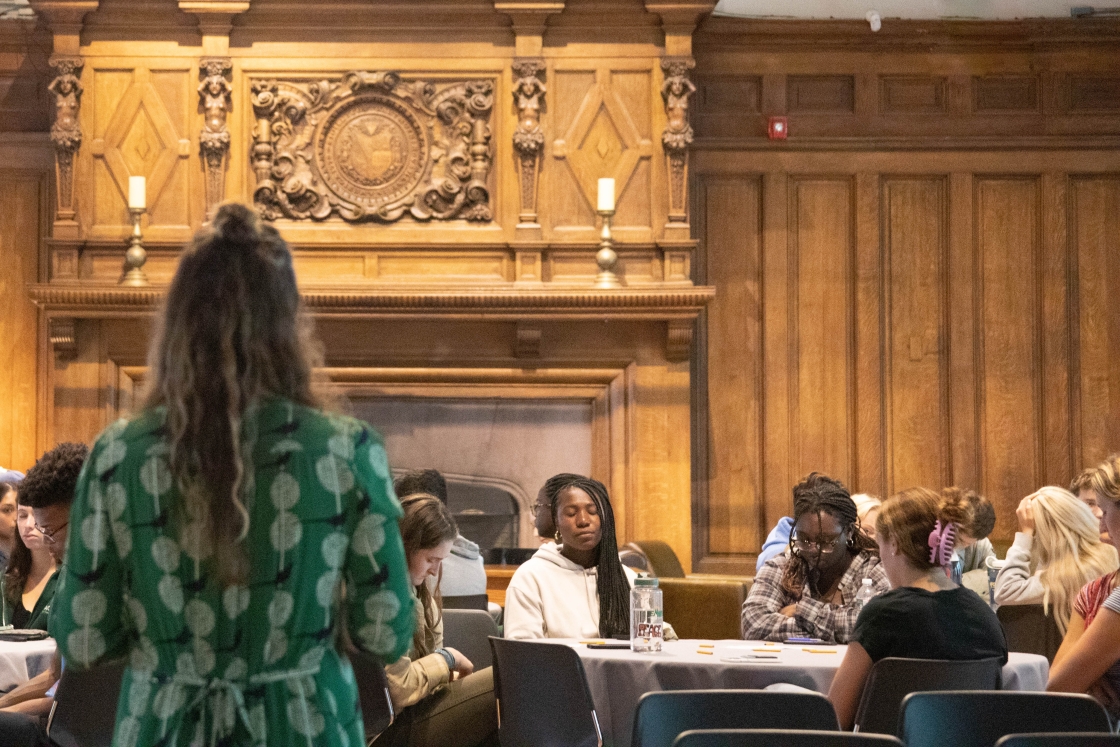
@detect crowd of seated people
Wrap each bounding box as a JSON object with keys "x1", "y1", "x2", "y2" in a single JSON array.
[{"x1": 12, "y1": 203, "x2": 1120, "y2": 745}]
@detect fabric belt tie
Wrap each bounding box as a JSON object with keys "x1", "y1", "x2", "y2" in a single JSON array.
[{"x1": 164, "y1": 664, "x2": 321, "y2": 747}]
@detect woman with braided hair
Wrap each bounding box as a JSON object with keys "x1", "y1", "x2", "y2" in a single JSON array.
[
  {"x1": 504, "y1": 475, "x2": 637, "y2": 640},
  {"x1": 742, "y1": 473, "x2": 889, "y2": 643},
  {"x1": 827, "y1": 487, "x2": 1007, "y2": 729}
]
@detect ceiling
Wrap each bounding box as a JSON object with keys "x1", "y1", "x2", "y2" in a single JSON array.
[{"x1": 712, "y1": 0, "x2": 1110, "y2": 19}]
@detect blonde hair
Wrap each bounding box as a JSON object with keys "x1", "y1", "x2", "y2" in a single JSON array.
[
  {"x1": 1089, "y1": 455, "x2": 1120, "y2": 506},
  {"x1": 144, "y1": 203, "x2": 322, "y2": 584},
  {"x1": 1029, "y1": 486, "x2": 1118, "y2": 634},
  {"x1": 852, "y1": 493, "x2": 881, "y2": 526}
]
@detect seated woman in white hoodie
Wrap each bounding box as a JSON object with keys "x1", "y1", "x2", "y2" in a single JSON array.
[
  {"x1": 504, "y1": 475, "x2": 638, "y2": 639},
  {"x1": 994, "y1": 486, "x2": 1117, "y2": 633}
]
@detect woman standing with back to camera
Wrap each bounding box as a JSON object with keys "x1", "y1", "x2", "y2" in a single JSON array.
[{"x1": 51, "y1": 204, "x2": 415, "y2": 746}]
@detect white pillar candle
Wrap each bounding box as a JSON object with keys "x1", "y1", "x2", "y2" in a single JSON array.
[
  {"x1": 128, "y1": 176, "x2": 146, "y2": 210},
  {"x1": 597, "y1": 178, "x2": 615, "y2": 212}
]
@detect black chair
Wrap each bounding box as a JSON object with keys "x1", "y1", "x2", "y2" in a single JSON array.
[
  {"x1": 632, "y1": 690, "x2": 840, "y2": 747},
  {"x1": 45, "y1": 660, "x2": 126, "y2": 747},
  {"x1": 998, "y1": 605, "x2": 1064, "y2": 661},
  {"x1": 997, "y1": 735, "x2": 1120, "y2": 747},
  {"x1": 672, "y1": 729, "x2": 904, "y2": 747},
  {"x1": 351, "y1": 650, "x2": 396, "y2": 745},
  {"x1": 900, "y1": 692, "x2": 1112, "y2": 747},
  {"x1": 853, "y1": 657, "x2": 1003, "y2": 735},
  {"x1": 442, "y1": 593, "x2": 489, "y2": 611},
  {"x1": 489, "y1": 636, "x2": 602, "y2": 747},
  {"x1": 443, "y1": 608, "x2": 500, "y2": 670}
]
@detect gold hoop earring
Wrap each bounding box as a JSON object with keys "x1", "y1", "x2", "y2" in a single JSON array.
[{"x1": 554, "y1": 530, "x2": 562, "y2": 544}]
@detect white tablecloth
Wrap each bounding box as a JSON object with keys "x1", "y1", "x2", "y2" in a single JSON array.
[
  {"x1": 0, "y1": 638, "x2": 56, "y2": 693},
  {"x1": 555, "y1": 639, "x2": 1048, "y2": 747}
]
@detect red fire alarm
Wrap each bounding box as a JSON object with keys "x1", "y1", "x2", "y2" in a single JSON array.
[{"x1": 769, "y1": 116, "x2": 789, "y2": 140}]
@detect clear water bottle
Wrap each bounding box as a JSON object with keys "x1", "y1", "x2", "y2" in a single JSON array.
[
  {"x1": 630, "y1": 577, "x2": 663, "y2": 653},
  {"x1": 852, "y1": 578, "x2": 876, "y2": 617},
  {"x1": 949, "y1": 555, "x2": 964, "y2": 586}
]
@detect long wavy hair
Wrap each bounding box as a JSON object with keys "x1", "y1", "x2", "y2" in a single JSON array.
[
  {"x1": 398, "y1": 494, "x2": 458, "y2": 657},
  {"x1": 781, "y1": 473, "x2": 878, "y2": 599},
  {"x1": 551, "y1": 476, "x2": 631, "y2": 638},
  {"x1": 143, "y1": 203, "x2": 322, "y2": 584},
  {"x1": 1027, "y1": 486, "x2": 1119, "y2": 634}
]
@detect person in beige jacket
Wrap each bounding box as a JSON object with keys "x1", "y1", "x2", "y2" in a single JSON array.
[{"x1": 378, "y1": 494, "x2": 498, "y2": 747}]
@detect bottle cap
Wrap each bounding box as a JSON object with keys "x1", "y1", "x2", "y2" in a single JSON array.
[
  {"x1": 862, "y1": 578, "x2": 872, "y2": 585},
  {"x1": 634, "y1": 577, "x2": 659, "y2": 587}
]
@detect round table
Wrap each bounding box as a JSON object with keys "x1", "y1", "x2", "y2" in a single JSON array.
[
  {"x1": 554, "y1": 639, "x2": 1049, "y2": 747},
  {"x1": 0, "y1": 637, "x2": 56, "y2": 693}
]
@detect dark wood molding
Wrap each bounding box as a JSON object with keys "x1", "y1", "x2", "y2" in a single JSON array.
[{"x1": 695, "y1": 16, "x2": 1120, "y2": 52}]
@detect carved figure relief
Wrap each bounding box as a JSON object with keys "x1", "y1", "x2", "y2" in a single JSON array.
[
  {"x1": 48, "y1": 55, "x2": 84, "y2": 222},
  {"x1": 250, "y1": 71, "x2": 494, "y2": 223},
  {"x1": 661, "y1": 57, "x2": 696, "y2": 224},
  {"x1": 199, "y1": 57, "x2": 233, "y2": 215},
  {"x1": 512, "y1": 58, "x2": 546, "y2": 225}
]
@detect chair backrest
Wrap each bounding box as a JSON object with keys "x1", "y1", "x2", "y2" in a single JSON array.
[
  {"x1": 442, "y1": 593, "x2": 490, "y2": 611},
  {"x1": 900, "y1": 691, "x2": 1112, "y2": 747},
  {"x1": 632, "y1": 690, "x2": 840, "y2": 747},
  {"x1": 996, "y1": 735, "x2": 1120, "y2": 747},
  {"x1": 489, "y1": 637, "x2": 602, "y2": 747},
  {"x1": 672, "y1": 729, "x2": 903, "y2": 747},
  {"x1": 443, "y1": 609, "x2": 500, "y2": 670},
  {"x1": 350, "y1": 650, "x2": 396, "y2": 745},
  {"x1": 629, "y1": 540, "x2": 686, "y2": 578},
  {"x1": 853, "y1": 657, "x2": 1003, "y2": 735},
  {"x1": 658, "y1": 578, "x2": 749, "y2": 640},
  {"x1": 45, "y1": 660, "x2": 126, "y2": 747},
  {"x1": 997, "y1": 604, "x2": 1064, "y2": 661}
]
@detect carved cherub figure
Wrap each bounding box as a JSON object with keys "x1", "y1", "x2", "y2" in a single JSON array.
[
  {"x1": 49, "y1": 72, "x2": 81, "y2": 134},
  {"x1": 662, "y1": 73, "x2": 696, "y2": 135},
  {"x1": 514, "y1": 69, "x2": 545, "y2": 134},
  {"x1": 199, "y1": 72, "x2": 232, "y2": 137}
]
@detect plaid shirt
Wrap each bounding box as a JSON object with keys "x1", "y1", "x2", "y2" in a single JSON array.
[{"x1": 741, "y1": 551, "x2": 890, "y2": 643}]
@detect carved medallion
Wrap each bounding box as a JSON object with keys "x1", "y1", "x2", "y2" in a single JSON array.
[
  {"x1": 317, "y1": 95, "x2": 428, "y2": 210},
  {"x1": 251, "y1": 71, "x2": 494, "y2": 223}
]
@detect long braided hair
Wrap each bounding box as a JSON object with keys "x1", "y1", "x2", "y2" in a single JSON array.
[
  {"x1": 144, "y1": 203, "x2": 322, "y2": 585},
  {"x1": 780, "y1": 472, "x2": 877, "y2": 599},
  {"x1": 552, "y1": 476, "x2": 631, "y2": 638}
]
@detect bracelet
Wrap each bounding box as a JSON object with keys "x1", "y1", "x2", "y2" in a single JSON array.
[{"x1": 435, "y1": 648, "x2": 455, "y2": 672}]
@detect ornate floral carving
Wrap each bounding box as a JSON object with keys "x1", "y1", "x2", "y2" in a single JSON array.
[
  {"x1": 249, "y1": 71, "x2": 495, "y2": 223},
  {"x1": 512, "y1": 58, "x2": 546, "y2": 224},
  {"x1": 661, "y1": 57, "x2": 696, "y2": 224},
  {"x1": 48, "y1": 55, "x2": 84, "y2": 220},
  {"x1": 199, "y1": 57, "x2": 232, "y2": 214}
]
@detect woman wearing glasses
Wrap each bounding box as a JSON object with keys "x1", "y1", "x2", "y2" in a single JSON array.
[
  {"x1": 742, "y1": 473, "x2": 890, "y2": 643},
  {"x1": 0, "y1": 496, "x2": 58, "y2": 630}
]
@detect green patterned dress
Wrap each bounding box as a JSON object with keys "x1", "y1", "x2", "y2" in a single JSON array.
[{"x1": 50, "y1": 399, "x2": 415, "y2": 747}]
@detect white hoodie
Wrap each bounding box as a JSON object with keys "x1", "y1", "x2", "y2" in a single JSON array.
[{"x1": 504, "y1": 541, "x2": 638, "y2": 640}]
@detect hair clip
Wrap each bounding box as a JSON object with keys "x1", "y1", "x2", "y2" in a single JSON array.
[{"x1": 928, "y1": 520, "x2": 956, "y2": 566}]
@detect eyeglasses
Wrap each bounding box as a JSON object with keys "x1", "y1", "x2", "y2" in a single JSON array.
[
  {"x1": 532, "y1": 502, "x2": 550, "y2": 514},
  {"x1": 35, "y1": 521, "x2": 68, "y2": 544},
  {"x1": 791, "y1": 534, "x2": 843, "y2": 555}
]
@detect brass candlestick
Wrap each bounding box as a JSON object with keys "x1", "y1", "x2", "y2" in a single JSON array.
[
  {"x1": 120, "y1": 207, "x2": 149, "y2": 286},
  {"x1": 594, "y1": 208, "x2": 621, "y2": 289}
]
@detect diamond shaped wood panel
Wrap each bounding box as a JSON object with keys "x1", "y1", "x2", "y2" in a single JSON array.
[
  {"x1": 551, "y1": 68, "x2": 653, "y2": 235},
  {"x1": 87, "y1": 67, "x2": 193, "y2": 239}
]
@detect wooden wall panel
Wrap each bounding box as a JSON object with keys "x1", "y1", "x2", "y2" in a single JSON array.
[
  {"x1": 0, "y1": 173, "x2": 45, "y2": 471},
  {"x1": 1073, "y1": 177, "x2": 1120, "y2": 467},
  {"x1": 883, "y1": 177, "x2": 948, "y2": 493},
  {"x1": 699, "y1": 177, "x2": 762, "y2": 558},
  {"x1": 791, "y1": 177, "x2": 855, "y2": 485},
  {"x1": 977, "y1": 177, "x2": 1043, "y2": 526}
]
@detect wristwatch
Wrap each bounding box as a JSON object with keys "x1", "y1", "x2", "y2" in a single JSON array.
[{"x1": 435, "y1": 648, "x2": 456, "y2": 672}]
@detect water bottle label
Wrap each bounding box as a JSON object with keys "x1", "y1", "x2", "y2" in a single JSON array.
[{"x1": 636, "y1": 622, "x2": 663, "y2": 639}]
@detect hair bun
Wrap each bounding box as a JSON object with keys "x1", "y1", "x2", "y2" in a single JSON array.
[{"x1": 211, "y1": 203, "x2": 261, "y2": 248}]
